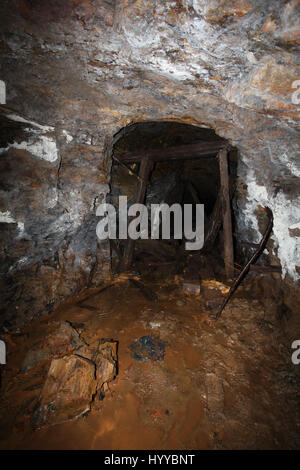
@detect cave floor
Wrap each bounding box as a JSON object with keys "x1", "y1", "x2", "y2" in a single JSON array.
[{"x1": 0, "y1": 275, "x2": 299, "y2": 450}]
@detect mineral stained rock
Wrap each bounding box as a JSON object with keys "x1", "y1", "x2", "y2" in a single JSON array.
[
  {"x1": 130, "y1": 335, "x2": 167, "y2": 362},
  {"x1": 205, "y1": 372, "x2": 225, "y2": 415},
  {"x1": 21, "y1": 321, "x2": 84, "y2": 373},
  {"x1": 94, "y1": 340, "x2": 118, "y2": 396},
  {"x1": 31, "y1": 330, "x2": 118, "y2": 427},
  {"x1": 182, "y1": 281, "x2": 201, "y2": 296},
  {"x1": 34, "y1": 354, "x2": 97, "y2": 428},
  {"x1": 0, "y1": 1, "x2": 299, "y2": 329}
]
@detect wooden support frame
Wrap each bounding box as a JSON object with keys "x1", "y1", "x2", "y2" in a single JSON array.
[
  {"x1": 121, "y1": 156, "x2": 153, "y2": 271},
  {"x1": 218, "y1": 148, "x2": 234, "y2": 279},
  {"x1": 116, "y1": 141, "x2": 233, "y2": 273},
  {"x1": 116, "y1": 140, "x2": 225, "y2": 163},
  {"x1": 204, "y1": 176, "x2": 235, "y2": 249}
]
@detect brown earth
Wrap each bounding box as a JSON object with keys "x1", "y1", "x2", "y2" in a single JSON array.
[{"x1": 0, "y1": 276, "x2": 299, "y2": 450}]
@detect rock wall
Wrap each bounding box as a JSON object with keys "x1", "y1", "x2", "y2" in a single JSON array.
[
  {"x1": 0, "y1": 0, "x2": 299, "y2": 327},
  {"x1": 0, "y1": 107, "x2": 111, "y2": 327}
]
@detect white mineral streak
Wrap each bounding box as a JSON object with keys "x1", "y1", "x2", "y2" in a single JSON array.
[
  {"x1": 62, "y1": 129, "x2": 73, "y2": 143},
  {"x1": 7, "y1": 114, "x2": 54, "y2": 132},
  {"x1": 0, "y1": 211, "x2": 25, "y2": 235},
  {"x1": 0, "y1": 211, "x2": 16, "y2": 223},
  {"x1": 238, "y1": 167, "x2": 300, "y2": 281},
  {"x1": 17, "y1": 221, "x2": 25, "y2": 234},
  {"x1": 1, "y1": 114, "x2": 58, "y2": 162},
  {"x1": 11, "y1": 136, "x2": 58, "y2": 162},
  {"x1": 47, "y1": 187, "x2": 59, "y2": 209}
]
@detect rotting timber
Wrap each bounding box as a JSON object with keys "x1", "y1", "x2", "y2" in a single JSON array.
[{"x1": 116, "y1": 139, "x2": 235, "y2": 276}]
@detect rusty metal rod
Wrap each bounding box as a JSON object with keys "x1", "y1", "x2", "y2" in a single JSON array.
[{"x1": 215, "y1": 206, "x2": 274, "y2": 319}]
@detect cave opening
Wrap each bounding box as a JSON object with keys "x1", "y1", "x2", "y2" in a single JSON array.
[
  {"x1": 0, "y1": 0, "x2": 299, "y2": 450},
  {"x1": 109, "y1": 121, "x2": 237, "y2": 285}
]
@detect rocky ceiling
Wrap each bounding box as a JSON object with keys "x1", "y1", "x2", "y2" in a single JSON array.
[{"x1": 0, "y1": 0, "x2": 299, "y2": 327}]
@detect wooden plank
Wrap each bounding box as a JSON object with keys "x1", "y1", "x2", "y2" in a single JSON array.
[
  {"x1": 186, "y1": 181, "x2": 201, "y2": 204},
  {"x1": 204, "y1": 176, "x2": 235, "y2": 250},
  {"x1": 237, "y1": 263, "x2": 281, "y2": 273},
  {"x1": 116, "y1": 141, "x2": 226, "y2": 163},
  {"x1": 135, "y1": 239, "x2": 177, "y2": 259},
  {"x1": 77, "y1": 280, "x2": 115, "y2": 305},
  {"x1": 204, "y1": 188, "x2": 222, "y2": 247},
  {"x1": 112, "y1": 154, "x2": 142, "y2": 181},
  {"x1": 129, "y1": 278, "x2": 158, "y2": 302},
  {"x1": 121, "y1": 156, "x2": 153, "y2": 271},
  {"x1": 218, "y1": 148, "x2": 234, "y2": 279},
  {"x1": 185, "y1": 181, "x2": 210, "y2": 250}
]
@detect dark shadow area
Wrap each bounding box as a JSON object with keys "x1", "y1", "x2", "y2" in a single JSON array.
[{"x1": 109, "y1": 121, "x2": 237, "y2": 284}]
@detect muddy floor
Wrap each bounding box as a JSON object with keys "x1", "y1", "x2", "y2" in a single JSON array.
[{"x1": 0, "y1": 275, "x2": 299, "y2": 450}]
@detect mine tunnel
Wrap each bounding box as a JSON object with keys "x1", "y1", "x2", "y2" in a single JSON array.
[
  {"x1": 109, "y1": 121, "x2": 237, "y2": 283},
  {"x1": 0, "y1": 0, "x2": 299, "y2": 453}
]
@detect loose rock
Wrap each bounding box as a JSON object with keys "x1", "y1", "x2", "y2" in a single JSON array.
[
  {"x1": 130, "y1": 336, "x2": 167, "y2": 362},
  {"x1": 33, "y1": 337, "x2": 118, "y2": 427},
  {"x1": 34, "y1": 354, "x2": 97, "y2": 428},
  {"x1": 21, "y1": 321, "x2": 84, "y2": 373}
]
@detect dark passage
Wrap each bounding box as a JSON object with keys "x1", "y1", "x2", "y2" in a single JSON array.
[{"x1": 109, "y1": 121, "x2": 237, "y2": 287}]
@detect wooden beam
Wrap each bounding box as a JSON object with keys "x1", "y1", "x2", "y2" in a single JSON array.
[
  {"x1": 204, "y1": 176, "x2": 235, "y2": 249},
  {"x1": 121, "y1": 156, "x2": 153, "y2": 271},
  {"x1": 186, "y1": 181, "x2": 201, "y2": 205},
  {"x1": 129, "y1": 278, "x2": 158, "y2": 302},
  {"x1": 204, "y1": 188, "x2": 222, "y2": 248},
  {"x1": 116, "y1": 141, "x2": 225, "y2": 163},
  {"x1": 218, "y1": 148, "x2": 234, "y2": 279}
]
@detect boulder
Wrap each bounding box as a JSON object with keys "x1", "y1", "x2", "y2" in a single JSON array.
[
  {"x1": 34, "y1": 354, "x2": 97, "y2": 428},
  {"x1": 21, "y1": 321, "x2": 84, "y2": 373},
  {"x1": 182, "y1": 281, "x2": 201, "y2": 295},
  {"x1": 33, "y1": 338, "x2": 118, "y2": 427},
  {"x1": 94, "y1": 340, "x2": 118, "y2": 397}
]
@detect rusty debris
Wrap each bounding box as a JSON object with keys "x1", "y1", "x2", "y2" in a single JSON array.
[{"x1": 215, "y1": 207, "x2": 274, "y2": 319}]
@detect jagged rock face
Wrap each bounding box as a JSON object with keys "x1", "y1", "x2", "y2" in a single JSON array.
[
  {"x1": 13, "y1": 320, "x2": 118, "y2": 428},
  {"x1": 0, "y1": 1, "x2": 299, "y2": 326},
  {"x1": 0, "y1": 108, "x2": 111, "y2": 327},
  {"x1": 33, "y1": 339, "x2": 118, "y2": 428},
  {"x1": 35, "y1": 354, "x2": 97, "y2": 428},
  {"x1": 20, "y1": 321, "x2": 84, "y2": 373}
]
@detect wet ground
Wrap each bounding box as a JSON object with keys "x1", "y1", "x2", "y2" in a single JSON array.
[{"x1": 0, "y1": 275, "x2": 299, "y2": 450}]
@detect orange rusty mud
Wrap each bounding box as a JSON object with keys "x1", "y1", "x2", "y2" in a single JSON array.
[{"x1": 0, "y1": 279, "x2": 299, "y2": 449}]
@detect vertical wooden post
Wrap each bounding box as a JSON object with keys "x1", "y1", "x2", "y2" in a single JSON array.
[
  {"x1": 218, "y1": 148, "x2": 234, "y2": 279},
  {"x1": 121, "y1": 156, "x2": 153, "y2": 271}
]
